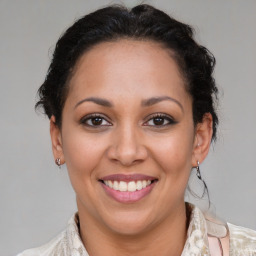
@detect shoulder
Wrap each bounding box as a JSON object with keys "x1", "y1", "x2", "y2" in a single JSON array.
[
  {"x1": 228, "y1": 222, "x2": 256, "y2": 255},
  {"x1": 17, "y1": 230, "x2": 65, "y2": 256},
  {"x1": 17, "y1": 213, "x2": 88, "y2": 256}
]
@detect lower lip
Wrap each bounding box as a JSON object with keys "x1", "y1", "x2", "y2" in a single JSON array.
[{"x1": 101, "y1": 182, "x2": 156, "y2": 203}]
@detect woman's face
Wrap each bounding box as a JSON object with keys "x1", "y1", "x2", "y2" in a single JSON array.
[{"x1": 51, "y1": 40, "x2": 210, "y2": 235}]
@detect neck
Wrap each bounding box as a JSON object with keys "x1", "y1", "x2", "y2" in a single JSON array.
[{"x1": 77, "y1": 202, "x2": 189, "y2": 256}]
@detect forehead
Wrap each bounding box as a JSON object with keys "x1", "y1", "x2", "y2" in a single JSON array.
[{"x1": 67, "y1": 39, "x2": 190, "y2": 105}]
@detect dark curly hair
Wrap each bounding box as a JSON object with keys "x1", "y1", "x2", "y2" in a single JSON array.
[{"x1": 36, "y1": 4, "x2": 218, "y2": 140}]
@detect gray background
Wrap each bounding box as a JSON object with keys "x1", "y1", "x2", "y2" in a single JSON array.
[{"x1": 0, "y1": 0, "x2": 255, "y2": 255}]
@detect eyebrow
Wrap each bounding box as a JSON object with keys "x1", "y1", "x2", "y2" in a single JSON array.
[
  {"x1": 74, "y1": 95, "x2": 183, "y2": 111},
  {"x1": 74, "y1": 97, "x2": 113, "y2": 109},
  {"x1": 141, "y1": 96, "x2": 184, "y2": 112}
]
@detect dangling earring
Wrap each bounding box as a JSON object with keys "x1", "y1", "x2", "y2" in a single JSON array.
[
  {"x1": 189, "y1": 161, "x2": 209, "y2": 202},
  {"x1": 196, "y1": 160, "x2": 202, "y2": 180},
  {"x1": 55, "y1": 158, "x2": 61, "y2": 169}
]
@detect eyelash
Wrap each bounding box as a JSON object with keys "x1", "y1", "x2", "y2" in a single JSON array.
[
  {"x1": 80, "y1": 114, "x2": 112, "y2": 127},
  {"x1": 80, "y1": 113, "x2": 176, "y2": 128},
  {"x1": 143, "y1": 113, "x2": 176, "y2": 127}
]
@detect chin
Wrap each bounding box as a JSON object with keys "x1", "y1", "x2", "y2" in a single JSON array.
[{"x1": 101, "y1": 209, "x2": 156, "y2": 236}]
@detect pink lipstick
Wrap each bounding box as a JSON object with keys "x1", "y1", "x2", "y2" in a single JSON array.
[{"x1": 99, "y1": 174, "x2": 158, "y2": 203}]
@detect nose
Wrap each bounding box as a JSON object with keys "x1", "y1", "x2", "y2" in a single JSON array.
[{"x1": 107, "y1": 125, "x2": 148, "y2": 166}]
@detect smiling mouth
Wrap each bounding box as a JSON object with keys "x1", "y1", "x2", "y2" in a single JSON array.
[
  {"x1": 99, "y1": 174, "x2": 158, "y2": 203},
  {"x1": 100, "y1": 179, "x2": 157, "y2": 192}
]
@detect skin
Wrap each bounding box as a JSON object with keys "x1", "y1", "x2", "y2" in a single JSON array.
[{"x1": 50, "y1": 39, "x2": 213, "y2": 256}]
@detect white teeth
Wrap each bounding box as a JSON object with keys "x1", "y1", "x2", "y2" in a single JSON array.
[
  {"x1": 113, "y1": 181, "x2": 119, "y2": 190},
  {"x1": 103, "y1": 180, "x2": 153, "y2": 192},
  {"x1": 108, "y1": 180, "x2": 113, "y2": 188},
  {"x1": 136, "y1": 181, "x2": 142, "y2": 190},
  {"x1": 127, "y1": 181, "x2": 136, "y2": 192},
  {"x1": 119, "y1": 181, "x2": 127, "y2": 192}
]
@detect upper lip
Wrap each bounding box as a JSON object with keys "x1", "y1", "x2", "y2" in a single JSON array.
[{"x1": 99, "y1": 174, "x2": 158, "y2": 182}]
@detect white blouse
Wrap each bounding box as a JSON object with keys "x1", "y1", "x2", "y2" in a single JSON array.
[{"x1": 18, "y1": 204, "x2": 256, "y2": 256}]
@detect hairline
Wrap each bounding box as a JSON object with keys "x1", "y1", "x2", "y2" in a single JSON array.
[{"x1": 59, "y1": 37, "x2": 190, "y2": 123}]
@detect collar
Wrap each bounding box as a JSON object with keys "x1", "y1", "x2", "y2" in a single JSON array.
[{"x1": 181, "y1": 203, "x2": 210, "y2": 255}]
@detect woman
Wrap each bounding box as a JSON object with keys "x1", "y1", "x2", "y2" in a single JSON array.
[{"x1": 18, "y1": 4, "x2": 256, "y2": 256}]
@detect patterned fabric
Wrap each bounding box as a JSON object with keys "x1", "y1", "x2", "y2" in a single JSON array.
[
  {"x1": 181, "y1": 204, "x2": 210, "y2": 255},
  {"x1": 17, "y1": 214, "x2": 88, "y2": 256},
  {"x1": 229, "y1": 223, "x2": 256, "y2": 256},
  {"x1": 18, "y1": 204, "x2": 256, "y2": 256}
]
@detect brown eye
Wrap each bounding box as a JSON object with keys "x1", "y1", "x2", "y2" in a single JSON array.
[
  {"x1": 153, "y1": 117, "x2": 165, "y2": 125},
  {"x1": 81, "y1": 114, "x2": 112, "y2": 127},
  {"x1": 144, "y1": 113, "x2": 176, "y2": 127},
  {"x1": 91, "y1": 117, "x2": 103, "y2": 125}
]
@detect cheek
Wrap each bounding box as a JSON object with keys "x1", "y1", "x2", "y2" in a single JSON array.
[
  {"x1": 61, "y1": 129, "x2": 107, "y2": 182},
  {"x1": 150, "y1": 128, "x2": 194, "y2": 175}
]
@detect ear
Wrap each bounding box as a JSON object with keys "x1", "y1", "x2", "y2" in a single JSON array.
[
  {"x1": 50, "y1": 116, "x2": 65, "y2": 165},
  {"x1": 191, "y1": 113, "x2": 213, "y2": 167}
]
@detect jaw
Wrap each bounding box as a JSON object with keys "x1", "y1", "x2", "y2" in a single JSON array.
[{"x1": 76, "y1": 178, "x2": 186, "y2": 237}]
